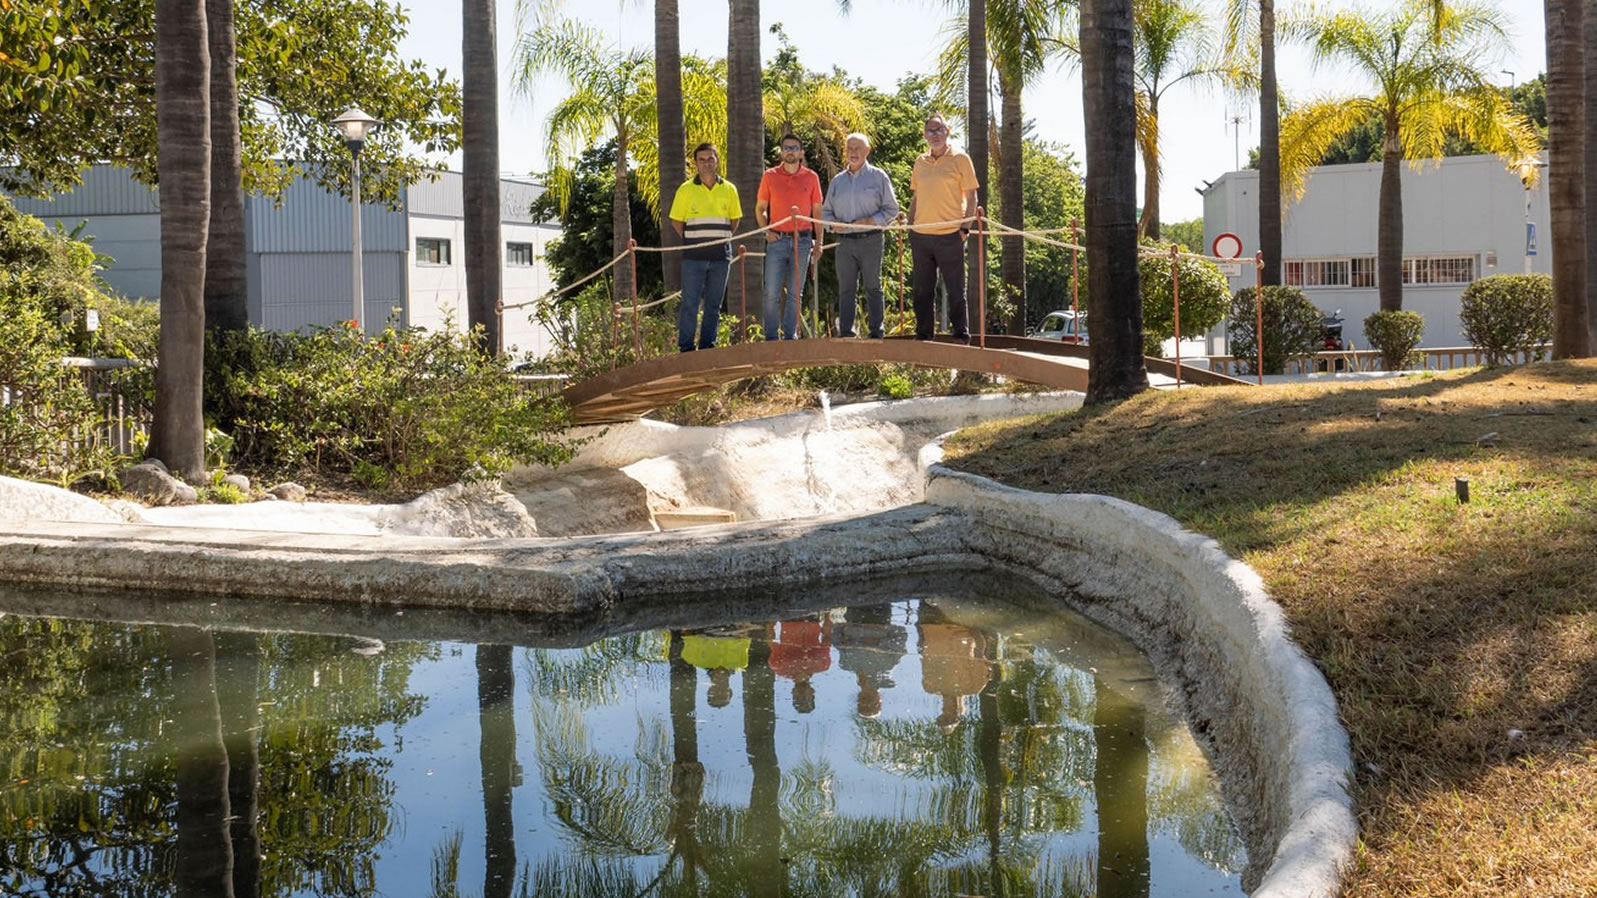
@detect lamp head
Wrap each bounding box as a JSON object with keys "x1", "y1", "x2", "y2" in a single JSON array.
[{"x1": 332, "y1": 107, "x2": 381, "y2": 151}]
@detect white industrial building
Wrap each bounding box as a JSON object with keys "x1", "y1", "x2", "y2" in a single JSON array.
[
  {"x1": 1201, "y1": 153, "x2": 1551, "y2": 348},
  {"x1": 9, "y1": 165, "x2": 562, "y2": 358}
]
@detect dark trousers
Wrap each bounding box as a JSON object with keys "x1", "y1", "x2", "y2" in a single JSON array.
[{"x1": 909, "y1": 231, "x2": 968, "y2": 342}]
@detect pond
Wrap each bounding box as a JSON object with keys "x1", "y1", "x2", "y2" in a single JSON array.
[{"x1": 0, "y1": 577, "x2": 1245, "y2": 897}]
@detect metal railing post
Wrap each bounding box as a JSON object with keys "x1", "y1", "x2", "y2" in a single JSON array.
[
  {"x1": 975, "y1": 206, "x2": 986, "y2": 348},
  {"x1": 1170, "y1": 244, "x2": 1181, "y2": 388},
  {"x1": 790, "y1": 204, "x2": 802, "y2": 340},
  {"x1": 1255, "y1": 251, "x2": 1265, "y2": 386},
  {"x1": 897, "y1": 212, "x2": 907, "y2": 334},
  {"x1": 1070, "y1": 218, "x2": 1080, "y2": 338},
  {"x1": 736, "y1": 244, "x2": 748, "y2": 343},
  {"x1": 629, "y1": 239, "x2": 640, "y2": 358}
]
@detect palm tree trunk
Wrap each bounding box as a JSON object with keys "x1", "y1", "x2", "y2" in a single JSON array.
[
  {"x1": 744, "y1": 631, "x2": 781, "y2": 898},
  {"x1": 1257, "y1": 0, "x2": 1282, "y2": 287},
  {"x1": 1139, "y1": 95, "x2": 1162, "y2": 240},
  {"x1": 150, "y1": 0, "x2": 211, "y2": 482},
  {"x1": 204, "y1": 0, "x2": 247, "y2": 334},
  {"x1": 171, "y1": 628, "x2": 235, "y2": 898},
  {"x1": 968, "y1": 0, "x2": 989, "y2": 326},
  {"x1": 999, "y1": 70, "x2": 1025, "y2": 335},
  {"x1": 216, "y1": 632, "x2": 261, "y2": 898},
  {"x1": 1557, "y1": 0, "x2": 1594, "y2": 355},
  {"x1": 1092, "y1": 676, "x2": 1150, "y2": 898},
  {"x1": 476, "y1": 644, "x2": 517, "y2": 898},
  {"x1": 728, "y1": 0, "x2": 763, "y2": 316},
  {"x1": 657, "y1": 0, "x2": 685, "y2": 294},
  {"x1": 1377, "y1": 123, "x2": 1404, "y2": 312},
  {"x1": 667, "y1": 632, "x2": 703, "y2": 884},
  {"x1": 613, "y1": 129, "x2": 635, "y2": 308},
  {"x1": 464, "y1": 0, "x2": 504, "y2": 355},
  {"x1": 1081, "y1": 0, "x2": 1148, "y2": 404}
]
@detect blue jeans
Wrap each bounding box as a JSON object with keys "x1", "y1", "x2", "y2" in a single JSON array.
[
  {"x1": 762, "y1": 232, "x2": 812, "y2": 340},
  {"x1": 679, "y1": 257, "x2": 730, "y2": 351}
]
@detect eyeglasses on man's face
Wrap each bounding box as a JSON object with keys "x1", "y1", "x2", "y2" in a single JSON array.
[
  {"x1": 924, "y1": 126, "x2": 947, "y2": 136},
  {"x1": 781, "y1": 144, "x2": 803, "y2": 152}
]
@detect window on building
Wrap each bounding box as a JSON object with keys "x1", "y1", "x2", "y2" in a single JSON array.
[
  {"x1": 1401, "y1": 255, "x2": 1476, "y2": 285},
  {"x1": 416, "y1": 237, "x2": 451, "y2": 265},
  {"x1": 1350, "y1": 257, "x2": 1376, "y2": 288},
  {"x1": 506, "y1": 242, "x2": 535, "y2": 266},
  {"x1": 1283, "y1": 258, "x2": 1350, "y2": 287}
]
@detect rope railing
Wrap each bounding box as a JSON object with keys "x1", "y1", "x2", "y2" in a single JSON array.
[{"x1": 533, "y1": 211, "x2": 1271, "y2": 385}]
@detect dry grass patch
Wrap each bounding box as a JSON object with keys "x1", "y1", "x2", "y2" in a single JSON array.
[{"x1": 941, "y1": 360, "x2": 1597, "y2": 897}]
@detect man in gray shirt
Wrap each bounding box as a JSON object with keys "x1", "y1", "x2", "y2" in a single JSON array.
[{"x1": 822, "y1": 132, "x2": 901, "y2": 338}]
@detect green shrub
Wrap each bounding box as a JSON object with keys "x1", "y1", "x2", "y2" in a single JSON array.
[
  {"x1": 0, "y1": 196, "x2": 123, "y2": 484},
  {"x1": 1139, "y1": 242, "x2": 1230, "y2": 357},
  {"x1": 878, "y1": 371, "x2": 913, "y2": 399},
  {"x1": 1225, "y1": 286, "x2": 1324, "y2": 375},
  {"x1": 1363, "y1": 310, "x2": 1426, "y2": 371},
  {"x1": 205, "y1": 481, "x2": 249, "y2": 504},
  {"x1": 1458, "y1": 273, "x2": 1553, "y2": 366},
  {"x1": 206, "y1": 322, "x2": 578, "y2": 489}
]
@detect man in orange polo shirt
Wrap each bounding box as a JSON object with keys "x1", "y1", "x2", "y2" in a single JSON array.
[
  {"x1": 908, "y1": 114, "x2": 980, "y2": 342},
  {"x1": 755, "y1": 133, "x2": 824, "y2": 340}
]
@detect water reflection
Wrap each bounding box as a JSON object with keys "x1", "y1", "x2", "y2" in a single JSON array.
[{"x1": 0, "y1": 588, "x2": 1245, "y2": 897}]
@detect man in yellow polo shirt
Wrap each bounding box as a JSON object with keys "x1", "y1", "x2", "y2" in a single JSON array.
[
  {"x1": 907, "y1": 114, "x2": 980, "y2": 342},
  {"x1": 669, "y1": 143, "x2": 742, "y2": 352}
]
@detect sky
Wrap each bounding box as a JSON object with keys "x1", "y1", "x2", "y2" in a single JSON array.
[{"x1": 396, "y1": 0, "x2": 1550, "y2": 223}]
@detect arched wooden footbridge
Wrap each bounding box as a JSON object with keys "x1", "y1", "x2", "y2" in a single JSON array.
[{"x1": 561, "y1": 336, "x2": 1249, "y2": 423}]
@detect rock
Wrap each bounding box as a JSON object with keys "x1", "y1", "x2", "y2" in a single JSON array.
[
  {"x1": 377, "y1": 481, "x2": 539, "y2": 538},
  {"x1": 222, "y1": 473, "x2": 251, "y2": 492},
  {"x1": 267, "y1": 482, "x2": 307, "y2": 502},
  {"x1": 102, "y1": 499, "x2": 148, "y2": 523},
  {"x1": 172, "y1": 482, "x2": 199, "y2": 504},
  {"x1": 120, "y1": 462, "x2": 182, "y2": 506},
  {"x1": 0, "y1": 475, "x2": 128, "y2": 524},
  {"x1": 259, "y1": 492, "x2": 280, "y2": 501},
  {"x1": 503, "y1": 467, "x2": 654, "y2": 537},
  {"x1": 142, "y1": 457, "x2": 170, "y2": 474}
]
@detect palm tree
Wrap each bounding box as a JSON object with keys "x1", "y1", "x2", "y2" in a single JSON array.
[
  {"x1": 728, "y1": 0, "x2": 763, "y2": 309},
  {"x1": 205, "y1": 0, "x2": 247, "y2": 334},
  {"x1": 1081, "y1": 0, "x2": 1149, "y2": 404},
  {"x1": 1586, "y1": 0, "x2": 1597, "y2": 353},
  {"x1": 476, "y1": 644, "x2": 517, "y2": 898},
  {"x1": 1133, "y1": 0, "x2": 1249, "y2": 240},
  {"x1": 655, "y1": 0, "x2": 686, "y2": 294},
  {"x1": 1545, "y1": 0, "x2": 1587, "y2": 357},
  {"x1": 761, "y1": 75, "x2": 867, "y2": 181},
  {"x1": 1280, "y1": 0, "x2": 1540, "y2": 313},
  {"x1": 1223, "y1": 0, "x2": 1282, "y2": 286},
  {"x1": 464, "y1": 0, "x2": 505, "y2": 355},
  {"x1": 149, "y1": 0, "x2": 210, "y2": 481},
  {"x1": 516, "y1": 20, "x2": 652, "y2": 306}
]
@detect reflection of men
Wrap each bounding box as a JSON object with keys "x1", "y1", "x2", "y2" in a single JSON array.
[
  {"x1": 682, "y1": 629, "x2": 750, "y2": 708},
  {"x1": 823, "y1": 133, "x2": 900, "y2": 339},
  {"x1": 756, "y1": 133, "x2": 824, "y2": 341},
  {"x1": 833, "y1": 603, "x2": 906, "y2": 718},
  {"x1": 915, "y1": 600, "x2": 990, "y2": 732},
  {"x1": 670, "y1": 143, "x2": 741, "y2": 353},
  {"x1": 769, "y1": 617, "x2": 831, "y2": 714},
  {"x1": 907, "y1": 114, "x2": 979, "y2": 343}
]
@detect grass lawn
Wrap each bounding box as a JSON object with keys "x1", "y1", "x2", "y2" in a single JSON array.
[{"x1": 940, "y1": 360, "x2": 1597, "y2": 897}]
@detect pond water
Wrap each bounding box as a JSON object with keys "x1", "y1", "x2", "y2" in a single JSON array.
[{"x1": 0, "y1": 580, "x2": 1245, "y2": 897}]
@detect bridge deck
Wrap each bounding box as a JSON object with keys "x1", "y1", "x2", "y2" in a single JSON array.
[{"x1": 561, "y1": 336, "x2": 1248, "y2": 423}]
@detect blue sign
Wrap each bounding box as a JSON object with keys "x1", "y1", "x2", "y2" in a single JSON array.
[{"x1": 1527, "y1": 222, "x2": 1538, "y2": 256}]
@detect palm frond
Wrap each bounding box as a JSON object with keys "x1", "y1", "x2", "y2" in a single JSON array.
[{"x1": 1278, "y1": 96, "x2": 1380, "y2": 200}]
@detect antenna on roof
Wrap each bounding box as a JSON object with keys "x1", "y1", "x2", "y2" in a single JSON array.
[{"x1": 1225, "y1": 106, "x2": 1251, "y2": 172}]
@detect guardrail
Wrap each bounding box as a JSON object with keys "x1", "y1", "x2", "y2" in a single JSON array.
[
  {"x1": 1205, "y1": 344, "x2": 1551, "y2": 377},
  {"x1": 62, "y1": 357, "x2": 150, "y2": 455}
]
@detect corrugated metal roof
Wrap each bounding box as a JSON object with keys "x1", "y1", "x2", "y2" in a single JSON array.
[
  {"x1": 246, "y1": 177, "x2": 407, "y2": 254},
  {"x1": 5, "y1": 165, "x2": 160, "y2": 216},
  {"x1": 406, "y1": 171, "x2": 550, "y2": 224}
]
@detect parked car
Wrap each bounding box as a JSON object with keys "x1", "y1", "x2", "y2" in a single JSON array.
[{"x1": 1029, "y1": 310, "x2": 1088, "y2": 344}]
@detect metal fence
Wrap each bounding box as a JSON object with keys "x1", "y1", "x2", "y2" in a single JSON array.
[{"x1": 1205, "y1": 344, "x2": 1553, "y2": 377}]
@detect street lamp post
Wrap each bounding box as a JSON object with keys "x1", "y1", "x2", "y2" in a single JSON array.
[
  {"x1": 332, "y1": 107, "x2": 381, "y2": 330},
  {"x1": 1515, "y1": 156, "x2": 1548, "y2": 275}
]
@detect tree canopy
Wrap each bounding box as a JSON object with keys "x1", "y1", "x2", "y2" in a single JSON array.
[{"x1": 0, "y1": 0, "x2": 461, "y2": 206}]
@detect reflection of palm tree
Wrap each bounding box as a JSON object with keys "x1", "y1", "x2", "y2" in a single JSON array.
[
  {"x1": 744, "y1": 629, "x2": 783, "y2": 898},
  {"x1": 477, "y1": 644, "x2": 518, "y2": 898},
  {"x1": 1092, "y1": 675, "x2": 1150, "y2": 898},
  {"x1": 215, "y1": 632, "x2": 260, "y2": 898},
  {"x1": 667, "y1": 631, "x2": 703, "y2": 887},
  {"x1": 170, "y1": 627, "x2": 235, "y2": 897}
]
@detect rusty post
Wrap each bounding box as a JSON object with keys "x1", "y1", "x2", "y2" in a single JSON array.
[
  {"x1": 1070, "y1": 218, "x2": 1080, "y2": 338},
  {"x1": 1255, "y1": 251, "x2": 1265, "y2": 386},
  {"x1": 1170, "y1": 244, "x2": 1181, "y2": 388},
  {"x1": 974, "y1": 205, "x2": 986, "y2": 348},
  {"x1": 629, "y1": 238, "x2": 640, "y2": 358},
  {"x1": 736, "y1": 244, "x2": 747, "y2": 343},
  {"x1": 790, "y1": 204, "x2": 802, "y2": 340},
  {"x1": 897, "y1": 212, "x2": 907, "y2": 333}
]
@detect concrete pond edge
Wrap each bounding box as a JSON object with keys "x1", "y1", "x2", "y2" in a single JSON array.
[
  {"x1": 922, "y1": 465, "x2": 1356, "y2": 898},
  {"x1": 0, "y1": 471, "x2": 1355, "y2": 896}
]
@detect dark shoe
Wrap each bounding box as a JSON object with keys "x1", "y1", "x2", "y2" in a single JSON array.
[
  {"x1": 838, "y1": 331, "x2": 856, "y2": 338},
  {"x1": 869, "y1": 331, "x2": 885, "y2": 339}
]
